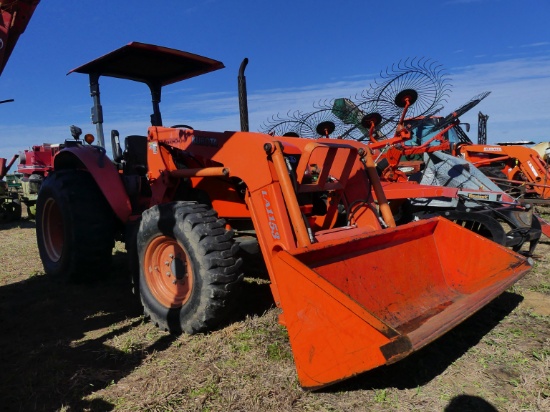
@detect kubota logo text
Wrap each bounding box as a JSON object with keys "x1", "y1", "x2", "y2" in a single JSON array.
[{"x1": 261, "y1": 190, "x2": 280, "y2": 240}]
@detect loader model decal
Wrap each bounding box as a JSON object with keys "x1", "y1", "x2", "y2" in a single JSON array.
[
  {"x1": 467, "y1": 193, "x2": 490, "y2": 200},
  {"x1": 527, "y1": 160, "x2": 538, "y2": 177},
  {"x1": 148, "y1": 142, "x2": 158, "y2": 154},
  {"x1": 192, "y1": 135, "x2": 219, "y2": 147},
  {"x1": 261, "y1": 190, "x2": 280, "y2": 240}
]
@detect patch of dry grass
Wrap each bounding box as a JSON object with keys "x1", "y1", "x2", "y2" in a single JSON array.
[{"x1": 1, "y1": 218, "x2": 549, "y2": 411}]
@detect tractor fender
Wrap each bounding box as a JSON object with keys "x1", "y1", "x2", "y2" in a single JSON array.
[{"x1": 54, "y1": 146, "x2": 132, "y2": 222}]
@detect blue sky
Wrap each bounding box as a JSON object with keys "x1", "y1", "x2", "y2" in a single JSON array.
[{"x1": 1, "y1": 0, "x2": 549, "y2": 160}]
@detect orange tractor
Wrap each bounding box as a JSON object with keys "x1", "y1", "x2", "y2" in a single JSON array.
[
  {"x1": 454, "y1": 142, "x2": 550, "y2": 199},
  {"x1": 36, "y1": 43, "x2": 532, "y2": 389}
]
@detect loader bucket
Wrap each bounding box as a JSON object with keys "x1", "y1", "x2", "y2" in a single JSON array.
[{"x1": 271, "y1": 216, "x2": 531, "y2": 389}]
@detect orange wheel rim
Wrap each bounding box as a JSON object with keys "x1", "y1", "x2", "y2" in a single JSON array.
[
  {"x1": 42, "y1": 198, "x2": 64, "y2": 262},
  {"x1": 144, "y1": 236, "x2": 193, "y2": 308}
]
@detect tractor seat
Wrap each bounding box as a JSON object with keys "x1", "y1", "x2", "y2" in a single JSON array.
[{"x1": 124, "y1": 135, "x2": 148, "y2": 175}]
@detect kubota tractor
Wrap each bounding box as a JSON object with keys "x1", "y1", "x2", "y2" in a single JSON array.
[{"x1": 36, "y1": 42, "x2": 533, "y2": 389}]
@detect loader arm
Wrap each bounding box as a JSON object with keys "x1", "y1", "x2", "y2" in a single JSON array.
[
  {"x1": 145, "y1": 126, "x2": 531, "y2": 389},
  {"x1": 457, "y1": 144, "x2": 550, "y2": 199}
]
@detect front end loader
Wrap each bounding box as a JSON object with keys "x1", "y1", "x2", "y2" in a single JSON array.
[{"x1": 36, "y1": 43, "x2": 532, "y2": 389}]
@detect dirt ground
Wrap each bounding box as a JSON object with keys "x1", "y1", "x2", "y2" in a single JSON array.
[{"x1": 0, "y1": 208, "x2": 549, "y2": 412}]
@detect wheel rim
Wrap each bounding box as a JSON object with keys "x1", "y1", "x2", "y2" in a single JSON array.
[
  {"x1": 42, "y1": 198, "x2": 64, "y2": 262},
  {"x1": 144, "y1": 236, "x2": 194, "y2": 308}
]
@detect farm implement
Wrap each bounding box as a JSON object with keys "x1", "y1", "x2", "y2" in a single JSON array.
[
  {"x1": 403, "y1": 102, "x2": 550, "y2": 202},
  {"x1": 262, "y1": 61, "x2": 542, "y2": 256},
  {"x1": 35, "y1": 43, "x2": 532, "y2": 389},
  {"x1": 0, "y1": 144, "x2": 59, "y2": 221},
  {"x1": 0, "y1": 154, "x2": 21, "y2": 221},
  {"x1": 0, "y1": 1, "x2": 41, "y2": 221}
]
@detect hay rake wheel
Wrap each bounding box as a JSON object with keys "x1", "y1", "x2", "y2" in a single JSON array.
[
  {"x1": 260, "y1": 58, "x2": 452, "y2": 142},
  {"x1": 297, "y1": 100, "x2": 359, "y2": 138},
  {"x1": 260, "y1": 111, "x2": 307, "y2": 137},
  {"x1": 359, "y1": 57, "x2": 452, "y2": 123}
]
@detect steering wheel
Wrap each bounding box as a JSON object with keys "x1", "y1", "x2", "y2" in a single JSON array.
[{"x1": 171, "y1": 124, "x2": 194, "y2": 129}]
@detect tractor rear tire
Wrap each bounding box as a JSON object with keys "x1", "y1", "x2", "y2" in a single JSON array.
[
  {"x1": 137, "y1": 201, "x2": 243, "y2": 334},
  {"x1": 36, "y1": 170, "x2": 115, "y2": 281}
]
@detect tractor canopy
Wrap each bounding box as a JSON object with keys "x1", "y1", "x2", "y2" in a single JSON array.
[
  {"x1": 68, "y1": 42, "x2": 225, "y2": 145},
  {"x1": 68, "y1": 42, "x2": 225, "y2": 86}
]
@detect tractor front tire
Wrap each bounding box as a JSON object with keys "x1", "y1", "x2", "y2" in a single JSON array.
[
  {"x1": 36, "y1": 170, "x2": 115, "y2": 281},
  {"x1": 138, "y1": 202, "x2": 243, "y2": 334}
]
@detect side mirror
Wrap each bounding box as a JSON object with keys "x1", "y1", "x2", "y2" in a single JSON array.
[
  {"x1": 70, "y1": 125, "x2": 82, "y2": 140},
  {"x1": 111, "y1": 130, "x2": 123, "y2": 162}
]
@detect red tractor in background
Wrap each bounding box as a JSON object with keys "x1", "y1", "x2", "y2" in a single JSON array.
[
  {"x1": 35, "y1": 42, "x2": 532, "y2": 389},
  {"x1": 15, "y1": 143, "x2": 61, "y2": 217}
]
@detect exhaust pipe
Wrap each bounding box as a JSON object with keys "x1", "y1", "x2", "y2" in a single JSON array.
[{"x1": 238, "y1": 58, "x2": 249, "y2": 132}]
